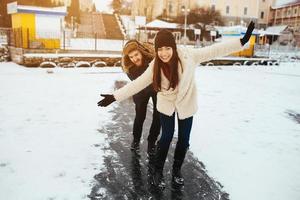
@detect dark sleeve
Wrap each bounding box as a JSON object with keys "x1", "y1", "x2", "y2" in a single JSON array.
[{"x1": 126, "y1": 72, "x2": 135, "y2": 81}]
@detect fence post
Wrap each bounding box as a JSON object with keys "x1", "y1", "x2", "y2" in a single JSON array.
[
  {"x1": 27, "y1": 28, "x2": 30, "y2": 49},
  {"x1": 63, "y1": 30, "x2": 65, "y2": 50},
  {"x1": 95, "y1": 32, "x2": 97, "y2": 51},
  {"x1": 13, "y1": 29, "x2": 16, "y2": 47},
  {"x1": 7, "y1": 29, "x2": 11, "y2": 46},
  {"x1": 20, "y1": 28, "x2": 23, "y2": 48}
]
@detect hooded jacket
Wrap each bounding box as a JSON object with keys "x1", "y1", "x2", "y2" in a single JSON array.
[
  {"x1": 114, "y1": 38, "x2": 243, "y2": 119},
  {"x1": 121, "y1": 40, "x2": 156, "y2": 99}
]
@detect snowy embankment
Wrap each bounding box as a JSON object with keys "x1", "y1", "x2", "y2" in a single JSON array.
[
  {"x1": 0, "y1": 62, "x2": 299, "y2": 200},
  {"x1": 0, "y1": 63, "x2": 124, "y2": 199},
  {"x1": 191, "y1": 63, "x2": 300, "y2": 200}
]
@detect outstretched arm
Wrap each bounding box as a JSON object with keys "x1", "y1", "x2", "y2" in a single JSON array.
[
  {"x1": 240, "y1": 21, "x2": 255, "y2": 46},
  {"x1": 188, "y1": 21, "x2": 255, "y2": 64},
  {"x1": 97, "y1": 62, "x2": 154, "y2": 107}
]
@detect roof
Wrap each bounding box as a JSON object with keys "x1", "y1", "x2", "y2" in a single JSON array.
[
  {"x1": 265, "y1": 25, "x2": 288, "y2": 35},
  {"x1": 7, "y1": 2, "x2": 67, "y2": 16},
  {"x1": 272, "y1": 0, "x2": 300, "y2": 9},
  {"x1": 145, "y1": 19, "x2": 179, "y2": 29}
]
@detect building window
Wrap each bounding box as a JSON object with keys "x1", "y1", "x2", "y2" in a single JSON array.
[
  {"x1": 211, "y1": 4, "x2": 215, "y2": 12},
  {"x1": 287, "y1": 8, "x2": 291, "y2": 17},
  {"x1": 168, "y1": 3, "x2": 172, "y2": 14},
  {"x1": 226, "y1": 6, "x2": 230, "y2": 14},
  {"x1": 294, "y1": 8, "x2": 297, "y2": 16},
  {"x1": 277, "y1": 10, "x2": 281, "y2": 17},
  {"x1": 261, "y1": 11, "x2": 264, "y2": 19},
  {"x1": 262, "y1": 0, "x2": 265, "y2": 2},
  {"x1": 284, "y1": 9, "x2": 287, "y2": 17},
  {"x1": 244, "y1": 7, "x2": 248, "y2": 15}
]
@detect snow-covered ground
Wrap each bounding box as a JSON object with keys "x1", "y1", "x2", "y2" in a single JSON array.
[{"x1": 0, "y1": 62, "x2": 299, "y2": 200}]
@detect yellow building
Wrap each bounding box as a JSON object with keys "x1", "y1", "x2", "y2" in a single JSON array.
[{"x1": 7, "y1": 2, "x2": 66, "y2": 49}]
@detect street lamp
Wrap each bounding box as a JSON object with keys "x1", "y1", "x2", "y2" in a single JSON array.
[{"x1": 181, "y1": 2, "x2": 190, "y2": 46}]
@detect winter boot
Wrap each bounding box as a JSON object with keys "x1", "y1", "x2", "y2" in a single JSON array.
[
  {"x1": 151, "y1": 145, "x2": 169, "y2": 189},
  {"x1": 147, "y1": 140, "x2": 157, "y2": 157},
  {"x1": 172, "y1": 163, "x2": 184, "y2": 186},
  {"x1": 130, "y1": 140, "x2": 140, "y2": 153},
  {"x1": 172, "y1": 146, "x2": 188, "y2": 186},
  {"x1": 152, "y1": 168, "x2": 165, "y2": 189}
]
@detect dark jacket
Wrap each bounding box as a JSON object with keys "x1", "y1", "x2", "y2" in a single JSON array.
[
  {"x1": 121, "y1": 40, "x2": 156, "y2": 101},
  {"x1": 127, "y1": 58, "x2": 155, "y2": 101}
]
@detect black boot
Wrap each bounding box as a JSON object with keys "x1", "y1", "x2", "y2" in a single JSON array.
[
  {"x1": 130, "y1": 140, "x2": 140, "y2": 153},
  {"x1": 153, "y1": 168, "x2": 165, "y2": 189},
  {"x1": 172, "y1": 146, "x2": 188, "y2": 186},
  {"x1": 152, "y1": 145, "x2": 169, "y2": 189},
  {"x1": 147, "y1": 140, "x2": 156, "y2": 157},
  {"x1": 172, "y1": 164, "x2": 184, "y2": 186}
]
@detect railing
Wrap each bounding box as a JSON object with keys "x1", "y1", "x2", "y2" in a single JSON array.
[
  {"x1": 8, "y1": 28, "x2": 125, "y2": 51},
  {"x1": 254, "y1": 43, "x2": 300, "y2": 61}
]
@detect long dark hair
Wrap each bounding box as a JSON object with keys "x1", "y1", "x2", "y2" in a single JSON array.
[{"x1": 152, "y1": 49, "x2": 182, "y2": 92}]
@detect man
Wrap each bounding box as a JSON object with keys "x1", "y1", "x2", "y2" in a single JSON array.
[{"x1": 121, "y1": 40, "x2": 160, "y2": 156}]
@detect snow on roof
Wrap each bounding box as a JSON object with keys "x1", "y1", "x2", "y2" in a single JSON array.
[
  {"x1": 272, "y1": 0, "x2": 300, "y2": 9},
  {"x1": 265, "y1": 25, "x2": 288, "y2": 35},
  {"x1": 16, "y1": 5, "x2": 67, "y2": 16},
  {"x1": 145, "y1": 19, "x2": 179, "y2": 29}
]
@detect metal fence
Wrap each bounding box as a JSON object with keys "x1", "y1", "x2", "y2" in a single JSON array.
[
  {"x1": 7, "y1": 28, "x2": 125, "y2": 51},
  {"x1": 0, "y1": 28, "x2": 11, "y2": 46},
  {"x1": 254, "y1": 44, "x2": 300, "y2": 60}
]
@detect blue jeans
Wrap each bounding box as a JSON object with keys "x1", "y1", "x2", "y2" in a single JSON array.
[{"x1": 159, "y1": 112, "x2": 193, "y2": 150}]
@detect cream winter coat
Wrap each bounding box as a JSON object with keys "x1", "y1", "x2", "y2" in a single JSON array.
[{"x1": 113, "y1": 38, "x2": 243, "y2": 119}]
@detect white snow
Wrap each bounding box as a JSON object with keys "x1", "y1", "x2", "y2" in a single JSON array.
[
  {"x1": 191, "y1": 63, "x2": 300, "y2": 200},
  {"x1": 24, "y1": 53, "x2": 121, "y2": 58},
  {"x1": 120, "y1": 15, "x2": 137, "y2": 38},
  {"x1": 0, "y1": 63, "x2": 123, "y2": 199},
  {"x1": 0, "y1": 62, "x2": 299, "y2": 200},
  {"x1": 65, "y1": 39, "x2": 126, "y2": 51},
  {"x1": 265, "y1": 25, "x2": 288, "y2": 35},
  {"x1": 145, "y1": 19, "x2": 179, "y2": 29}
]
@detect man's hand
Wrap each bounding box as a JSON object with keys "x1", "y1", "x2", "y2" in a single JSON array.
[
  {"x1": 97, "y1": 94, "x2": 115, "y2": 107},
  {"x1": 240, "y1": 21, "x2": 255, "y2": 46}
]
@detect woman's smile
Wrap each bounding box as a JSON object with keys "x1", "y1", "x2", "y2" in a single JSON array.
[{"x1": 157, "y1": 46, "x2": 173, "y2": 63}]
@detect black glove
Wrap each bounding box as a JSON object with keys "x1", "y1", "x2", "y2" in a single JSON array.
[
  {"x1": 97, "y1": 94, "x2": 115, "y2": 107},
  {"x1": 240, "y1": 21, "x2": 255, "y2": 46}
]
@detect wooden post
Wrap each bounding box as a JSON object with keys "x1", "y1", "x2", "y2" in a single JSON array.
[
  {"x1": 95, "y1": 32, "x2": 97, "y2": 51},
  {"x1": 27, "y1": 28, "x2": 30, "y2": 49}
]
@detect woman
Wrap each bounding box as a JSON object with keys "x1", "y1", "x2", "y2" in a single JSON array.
[{"x1": 98, "y1": 21, "x2": 255, "y2": 188}]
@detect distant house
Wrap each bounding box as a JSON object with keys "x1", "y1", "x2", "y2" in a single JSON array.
[{"x1": 7, "y1": 2, "x2": 67, "y2": 49}]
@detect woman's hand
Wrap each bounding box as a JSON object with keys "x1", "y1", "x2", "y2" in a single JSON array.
[
  {"x1": 240, "y1": 21, "x2": 255, "y2": 46},
  {"x1": 97, "y1": 94, "x2": 116, "y2": 107}
]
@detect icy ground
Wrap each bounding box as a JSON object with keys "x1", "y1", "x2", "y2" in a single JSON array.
[{"x1": 0, "y1": 62, "x2": 299, "y2": 200}]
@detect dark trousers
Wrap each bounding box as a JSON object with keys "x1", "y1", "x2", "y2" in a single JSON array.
[
  {"x1": 156, "y1": 112, "x2": 193, "y2": 171},
  {"x1": 132, "y1": 93, "x2": 160, "y2": 144}
]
